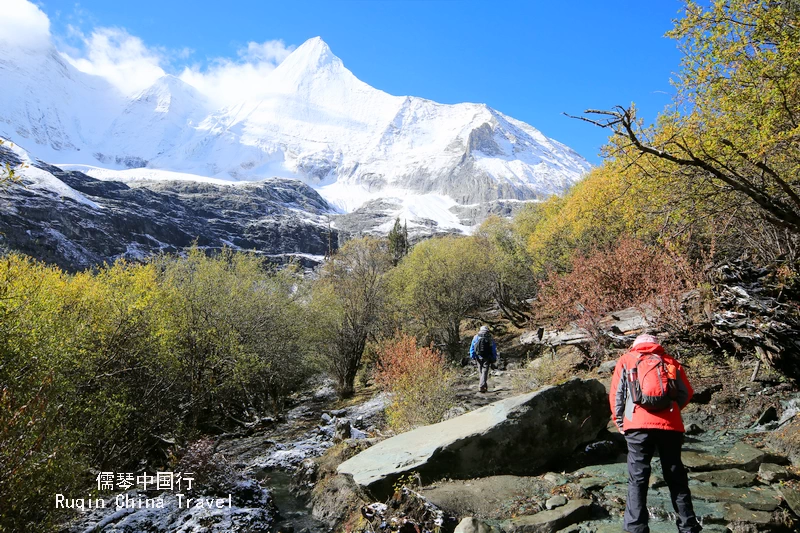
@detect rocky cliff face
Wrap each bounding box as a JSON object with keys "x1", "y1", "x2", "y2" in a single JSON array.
[{"x1": 0, "y1": 146, "x2": 335, "y2": 271}]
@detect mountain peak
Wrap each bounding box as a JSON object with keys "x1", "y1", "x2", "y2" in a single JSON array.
[
  {"x1": 143, "y1": 75, "x2": 202, "y2": 99},
  {"x1": 268, "y1": 36, "x2": 342, "y2": 89},
  {"x1": 291, "y1": 37, "x2": 335, "y2": 66}
]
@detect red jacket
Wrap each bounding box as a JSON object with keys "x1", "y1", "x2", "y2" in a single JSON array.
[{"x1": 609, "y1": 342, "x2": 693, "y2": 433}]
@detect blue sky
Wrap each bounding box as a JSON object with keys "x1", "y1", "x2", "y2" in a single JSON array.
[{"x1": 36, "y1": 0, "x2": 686, "y2": 164}]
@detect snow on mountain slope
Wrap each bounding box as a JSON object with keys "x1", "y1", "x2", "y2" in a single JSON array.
[
  {"x1": 0, "y1": 35, "x2": 591, "y2": 234},
  {"x1": 97, "y1": 75, "x2": 209, "y2": 166},
  {"x1": 0, "y1": 40, "x2": 124, "y2": 162}
]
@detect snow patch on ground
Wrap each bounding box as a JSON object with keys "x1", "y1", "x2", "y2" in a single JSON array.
[
  {"x1": 58, "y1": 164, "x2": 260, "y2": 186},
  {"x1": 318, "y1": 181, "x2": 472, "y2": 232}
]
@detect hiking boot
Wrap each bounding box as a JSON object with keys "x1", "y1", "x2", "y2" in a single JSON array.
[{"x1": 479, "y1": 386, "x2": 488, "y2": 393}]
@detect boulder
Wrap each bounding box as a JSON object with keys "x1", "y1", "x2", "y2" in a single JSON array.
[
  {"x1": 334, "y1": 418, "x2": 352, "y2": 442},
  {"x1": 454, "y1": 517, "x2": 503, "y2": 533},
  {"x1": 685, "y1": 423, "x2": 704, "y2": 435},
  {"x1": 500, "y1": 499, "x2": 592, "y2": 533},
  {"x1": 597, "y1": 360, "x2": 617, "y2": 375},
  {"x1": 597, "y1": 307, "x2": 650, "y2": 335},
  {"x1": 310, "y1": 474, "x2": 368, "y2": 526},
  {"x1": 337, "y1": 379, "x2": 609, "y2": 498},
  {"x1": 757, "y1": 463, "x2": 789, "y2": 483},
  {"x1": 421, "y1": 475, "x2": 554, "y2": 519},
  {"x1": 721, "y1": 503, "x2": 772, "y2": 525},
  {"x1": 682, "y1": 451, "x2": 738, "y2": 472},
  {"x1": 545, "y1": 495, "x2": 567, "y2": 510}
]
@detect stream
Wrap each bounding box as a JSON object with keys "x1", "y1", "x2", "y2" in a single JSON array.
[{"x1": 267, "y1": 470, "x2": 327, "y2": 533}]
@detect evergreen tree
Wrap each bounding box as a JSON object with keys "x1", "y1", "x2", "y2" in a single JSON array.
[{"x1": 387, "y1": 217, "x2": 409, "y2": 266}]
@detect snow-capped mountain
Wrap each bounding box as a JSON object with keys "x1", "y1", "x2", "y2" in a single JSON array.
[{"x1": 1, "y1": 35, "x2": 590, "y2": 237}]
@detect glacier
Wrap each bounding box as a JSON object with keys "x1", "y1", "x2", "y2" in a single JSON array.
[{"x1": 0, "y1": 35, "x2": 591, "y2": 234}]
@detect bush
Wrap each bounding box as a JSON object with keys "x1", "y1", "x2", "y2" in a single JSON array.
[
  {"x1": 172, "y1": 438, "x2": 238, "y2": 496},
  {"x1": 0, "y1": 250, "x2": 320, "y2": 530},
  {"x1": 536, "y1": 238, "x2": 699, "y2": 364},
  {"x1": 373, "y1": 334, "x2": 457, "y2": 432}
]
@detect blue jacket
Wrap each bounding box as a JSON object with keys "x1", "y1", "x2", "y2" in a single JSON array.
[{"x1": 469, "y1": 333, "x2": 497, "y2": 363}]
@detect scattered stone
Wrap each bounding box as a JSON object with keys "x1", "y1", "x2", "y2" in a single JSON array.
[
  {"x1": 454, "y1": 517, "x2": 502, "y2": 533},
  {"x1": 724, "y1": 442, "x2": 766, "y2": 472},
  {"x1": 543, "y1": 473, "x2": 569, "y2": 486},
  {"x1": 545, "y1": 495, "x2": 567, "y2": 510},
  {"x1": 576, "y1": 463, "x2": 628, "y2": 485},
  {"x1": 688, "y1": 469, "x2": 757, "y2": 488},
  {"x1": 689, "y1": 484, "x2": 782, "y2": 511},
  {"x1": 757, "y1": 463, "x2": 789, "y2": 483},
  {"x1": 650, "y1": 473, "x2": 666, "y2": 489},
  {"x1": 321, "y1": 413, "x2": 332, "y2": 424},
  {"x1": 576, "y1": 477, "x2": 605, "y2": 491},
  {"x1": 350, "y1": 427, "x2": 368, "y2": 440},
  {"x1": 500, "y1": 498, "x2": 592, "y2": 533},
  {"x1": 685, "y1": 423, "x2": 704, "y2": 435},
  {"x1": 334, "y1": 418, "x2": 351, "y2": 442},
  {"x1": 692, "y1": 384, "x2": 723, "y2": 404},
  {"x1": 754, "y1": 406, "x2": 779, "y2": 426},
  {"x1": 337, "y1": 379, "x2": 609, "y2": 497},
  {"x1": 597, "y1": 360, "x2": 617, "y2": 375}
]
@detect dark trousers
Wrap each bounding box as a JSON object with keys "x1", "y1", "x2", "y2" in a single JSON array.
[{"x1": 624, "y1": 429, "x2": 701, "y2": 533}]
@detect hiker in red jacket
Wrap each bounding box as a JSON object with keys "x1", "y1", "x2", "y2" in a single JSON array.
[{"x1": 609, "y1": 334, "x2": 702, "y2": 533}]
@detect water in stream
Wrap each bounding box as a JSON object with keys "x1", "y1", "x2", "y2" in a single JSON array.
[{"x1": 267, "y1": 470, "x2": 328, "y2": 533}]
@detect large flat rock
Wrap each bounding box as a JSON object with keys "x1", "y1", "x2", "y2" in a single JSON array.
[
  {"x1": 689, "y1": 468, "x2": 757, "y2": 487},
  {"x1": 689, "y1": 485, "x2": 782, "y2": 511},
  {"x1": 337, "y1": 379, "x2": 608, "y2": 497}
]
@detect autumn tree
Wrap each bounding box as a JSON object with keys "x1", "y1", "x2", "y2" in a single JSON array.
[
  {"x1": 474, "y1": 216, "x2": 537, "y2": 326},
  {"x1": 390, "y1": 235, "x2": 493, "y2": 358},
  {"x1": 574, "y1": 1, "x2": 800, "y2": 243},
  {"x1": 313, "y1": 237, "x2": 393, "y2": 397}
]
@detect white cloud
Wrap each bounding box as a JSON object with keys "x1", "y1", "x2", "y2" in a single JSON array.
[
  {"x1": 63, "y1": 27, "x2": 166, "y2": 96},
  {"x1": 178, "y1": 40, "x2": 294, "y2": 107},
  {"x1": 3, "y1": 1, "x2": 295, "y2": 106},
  {"x1": 0, "y1": 0, "x2": 52, "y2": 50}
]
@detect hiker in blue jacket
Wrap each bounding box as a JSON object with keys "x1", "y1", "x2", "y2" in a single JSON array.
[{"x1": 469, "y1": 325, "x2": 497, "y2": 393}]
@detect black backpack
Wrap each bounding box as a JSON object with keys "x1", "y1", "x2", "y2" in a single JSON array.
[{"x1": 475, "y1": 334, "x2": 492, "y2": 361}]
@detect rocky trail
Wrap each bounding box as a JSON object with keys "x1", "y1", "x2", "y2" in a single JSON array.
[{"x1": 63, "y1": 336, "x2": 800, "y2": 533}]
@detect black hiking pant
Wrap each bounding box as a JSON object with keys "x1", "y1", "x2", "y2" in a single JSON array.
[{"x1": 624, "y1": 429, "x2": 701, "y2": 533}]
